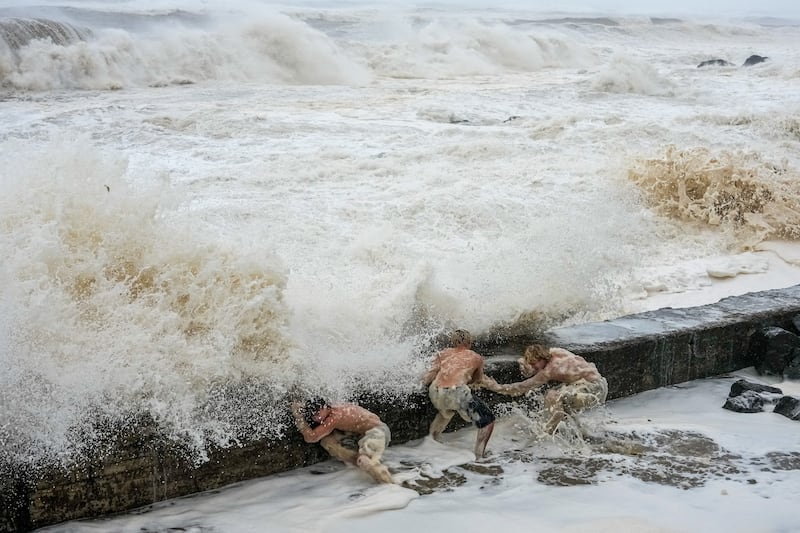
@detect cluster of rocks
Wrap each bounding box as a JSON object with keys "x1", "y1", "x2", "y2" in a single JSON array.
[
  {"x1": 722, "y1": 325, "x2": 800, "y2": 420},
  {"x1": 697, "y1": 54, "x2": 769, "y2": 68}
]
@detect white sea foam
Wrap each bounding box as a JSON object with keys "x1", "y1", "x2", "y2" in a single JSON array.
[{"x1": 591, "y1": 53, "x2": 676, "y2": 95}]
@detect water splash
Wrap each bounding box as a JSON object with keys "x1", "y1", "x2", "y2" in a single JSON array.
[
  {"x1": 628, "y1": 146, "x2": 800, "y2": 248},
  {"x1": 0, "y1": 135, "x2": 291, "y2": 469}
]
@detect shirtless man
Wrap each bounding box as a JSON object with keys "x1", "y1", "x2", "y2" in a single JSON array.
[
  {"x1": 482, "y1": 344, "x2": 607, "y2": 434},
  {"x1": 422, "y1": 329, "x2": 495, "y2": 458},
  {"x1": 291, "y1": 398, "x2": 394, "y2": 484}
]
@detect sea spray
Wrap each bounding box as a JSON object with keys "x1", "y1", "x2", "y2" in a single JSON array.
[
  {"x1": 628, "y1": 146, "x2": 800, "y2": 248},
  {"x1": 0, "y1": 135, "x2": 291, "y2": 469}
]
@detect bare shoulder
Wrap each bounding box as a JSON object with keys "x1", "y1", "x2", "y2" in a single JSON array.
[
  {"x1": 335, "y1": 404, "x2": 361, "y2": 417},
  {"x1": 340, "y1": 404, "x2": 378, "y2": 420},
  {"x1": 549, "y1": 347, "x2": 579, "y2": 358},
  {"x1": 466, "y1": 349, "x2": 485, "y2": 368}
]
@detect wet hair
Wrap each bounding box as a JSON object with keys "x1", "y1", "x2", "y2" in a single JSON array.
[
  {"x1": 524, "y1": 344, "x2": 551, "y2": 363},
  {"x1": 303, "y1": 397, "x2": 328, "y2": 429},
  {"x1": 451, "y1": 329, "x2": 472, "y2": 347}
]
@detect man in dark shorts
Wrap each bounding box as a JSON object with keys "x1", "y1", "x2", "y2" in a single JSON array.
[{"x1": 422, "y1": 329, "x2": 495, "y2": 458}]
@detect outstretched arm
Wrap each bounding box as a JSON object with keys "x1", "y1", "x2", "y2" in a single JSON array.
[
  {"x1": 484, "y1": 372, "x2": 550, "y2": 397},
  {"x1": 474, "y1": 374, "x2": 500, "y2": 391}
]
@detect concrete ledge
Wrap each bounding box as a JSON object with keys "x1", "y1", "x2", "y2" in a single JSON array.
[
  {"x1": 538, "y1": 284, "x2": 800, "y2": 398},
  {"x1": 4, "y1": 284, "x2": 800, "y2": 532}
]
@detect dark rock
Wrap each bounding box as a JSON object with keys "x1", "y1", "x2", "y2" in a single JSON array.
[
  {"x1": 785, "y1": 354, "x2": 800, "y2": 380},
  {"x1": 729, "y1": 378, "x2": 782, "y2": 397},
  {"x1": 743, "y1": 54, "x2": 769, "y2": 66},
  {"x1": 723, "y1": 390, "x2": 764, "y2": 413},
  {"x1": 773, "y1": 396, "x2": 800, "y2": 420},
  {"x1": 791, "y1": 314, "x2": 800, "y2": 335},
  {"x1": 697, "y1": 59, "x2": 732, "y2": 68},
  {"x1": 748, "y1": 327, "x2": 800, "y2": 377},
  {"x1": 723, "y1": 379, "x2": 782, "y2": 414}
]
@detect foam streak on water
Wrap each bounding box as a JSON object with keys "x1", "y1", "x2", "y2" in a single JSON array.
[{"x1": 2, "y1": 0, "x2": 800, "y2": 469}]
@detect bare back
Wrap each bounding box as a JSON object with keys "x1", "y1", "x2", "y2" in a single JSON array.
[
  {"x1": 430, "y1": 347, "x2": 485, "y2": 388},
  {"x1": 541, "y1": 348, "x2": 601, "y2": 384},
  {"x1": 328, "y1": 404, "x2": 383, "y2": 435}
]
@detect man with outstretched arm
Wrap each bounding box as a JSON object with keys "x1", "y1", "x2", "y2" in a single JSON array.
[
  {"x1": 481, "y1": 344, "x2": 607, "y2": 434},
  {"x1": 291, "y1": 398, "x2": 394, "y2": 484},
  {"x1": 422, "y1": 329, "x2": 495, "y2": 458}
]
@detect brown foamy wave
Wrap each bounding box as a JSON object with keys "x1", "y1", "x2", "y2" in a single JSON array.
[
  {"x1": 0, "y1": 135, "x2": 291, "y2": 467},
  {"x1": 628, "y1": 146, "x2": 800, "y2": 247}
]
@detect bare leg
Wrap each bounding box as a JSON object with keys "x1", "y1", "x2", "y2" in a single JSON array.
[
  {"x1": 543, "y1": 389, "x2": 566, "y2": 435},
  {"x1": 429, "y1": 410, "x2": 454, "y2": 441},
  {"x1": 544, "y1": 409, "x2": 567, "y2": 435},
  {"x1": 474, "y1": 421, "x2": 494, "y2": 459},
  {"x1": 320, "y1": 435, "x2": 358, "y2": 465},
  {"x1": 356, "y1": 455, "x2": 394, "y2": 484}
]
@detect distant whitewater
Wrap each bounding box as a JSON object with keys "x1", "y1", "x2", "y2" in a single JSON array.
[
  {"x1": 4, "y1": 4, "x2": 787, "y2": 90},
  {"x1": 2, "y1": 0, "x2": 800, "y2": 477}
]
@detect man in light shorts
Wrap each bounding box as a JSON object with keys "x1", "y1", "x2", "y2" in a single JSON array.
[
  {"x1": 481, "y1": 344, "x2": 608, "y2": 434},
  {"x1": 291, "y1": 398, "x2": 394, "y2": 483},
  {"x1": 422, "y1": 329, "x2": 495, "y2": 458}
]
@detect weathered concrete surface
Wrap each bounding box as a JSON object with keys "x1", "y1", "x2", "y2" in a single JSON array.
[{"x1": 4, "y1": 284, "x2": 800, "y2": 532}]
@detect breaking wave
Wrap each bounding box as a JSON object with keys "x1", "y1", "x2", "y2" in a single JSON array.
[
  {"x1": 592, "y1": 54, "x2": 675, "y2": 96},
  {"x1": 0, "y1": 136, "x2": 291, "y2": 470},
  {"x1": 353, "y1": 17, "x2": 597, "y2": 78},
  {"x1": 0, "y1": 17, "x2": 91, "y2": 48},
  {"x1": 0, "y1": 13, "x2": 370, "y2": 90},
  {"x1": 0, "y1": 9, "x2": 598, "y2": 90}
]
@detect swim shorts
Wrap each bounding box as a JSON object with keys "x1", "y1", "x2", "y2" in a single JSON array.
[
  {"x1": 428, "y1": 384, "x2": 495, "y2": 428},
  {"x1": 358, "y1": 423, "x2": 391, "y2": 461},
  {"x1": 554, "y1": 377, "x2": 608, "y2": 410}
]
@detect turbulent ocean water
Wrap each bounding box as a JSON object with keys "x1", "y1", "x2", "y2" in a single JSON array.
[{"x1": 2, "y1": 0, "x2": 800, "y2": 489}]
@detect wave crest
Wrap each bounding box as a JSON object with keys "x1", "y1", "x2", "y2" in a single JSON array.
[
  {"x1": 1, "y1": 13, "x2": 369, "y2": 90},
  {"x1": 592, "y1": 54, "x2": 674, "y2": 95},
  {"x1": 0, "y1": 17, "x2": 91, "y2": 48},
  {"x1": 353, "y1": 17, "x2": 596, "y2": 78}
]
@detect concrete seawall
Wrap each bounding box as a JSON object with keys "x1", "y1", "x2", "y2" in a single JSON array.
[{"x1": 4, "y1": 284, "x2": 800, "y2": 532}]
